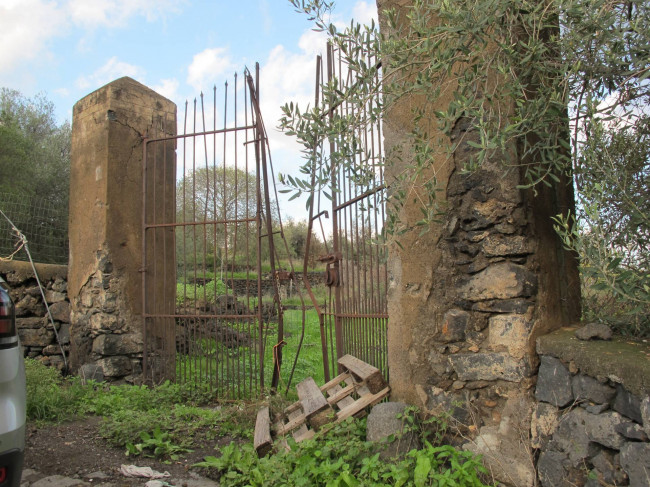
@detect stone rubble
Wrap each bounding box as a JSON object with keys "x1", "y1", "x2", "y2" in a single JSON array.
[{"x1": 535, "y1": 348, "x2": 650, "y2": 487}]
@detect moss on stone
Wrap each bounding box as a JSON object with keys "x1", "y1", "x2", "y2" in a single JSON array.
[{"x1": 537, "y1": 327, "x2": 650, "y2": 397}]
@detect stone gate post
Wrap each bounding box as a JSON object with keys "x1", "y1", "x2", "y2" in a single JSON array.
[
  {"x1": 68, "y1": 77, "x2": 176, "y2": 381},
  {"x1": 377, "y1": 1, "x2": 581, "y2": 485}
]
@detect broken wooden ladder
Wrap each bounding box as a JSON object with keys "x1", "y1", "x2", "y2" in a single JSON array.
[{"x1": 254, "y1": 354, "x2": 390, "y2": 456}]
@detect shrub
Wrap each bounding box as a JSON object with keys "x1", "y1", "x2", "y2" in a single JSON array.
[
  {"x1": 176, "y1": 278, "x2": 229, "y2": 305},
  {"x1": 195, "y1": 417, "x2": 492, "y2": 487},
  {"x1": 25, "y1": 358, "x2": 87, "y2": 422}
]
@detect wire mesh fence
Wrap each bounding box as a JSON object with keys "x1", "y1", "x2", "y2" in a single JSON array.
[{"x1": 0, "y1": 192, "x2": 68, "y2": 265}]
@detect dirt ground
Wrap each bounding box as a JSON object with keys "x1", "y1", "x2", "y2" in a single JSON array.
[{"x1": 24, "y1": 417, "x2": 227, "y2": 486}]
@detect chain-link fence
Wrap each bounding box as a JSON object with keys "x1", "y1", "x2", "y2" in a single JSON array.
[{"x1": 0, "y1": 193, "x2": 68, "y2": 265}]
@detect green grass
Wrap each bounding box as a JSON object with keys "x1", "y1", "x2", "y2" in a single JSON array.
[
  {"x1": 172, "y1": 307, "x2": 328, "y2": 398},
  {"x1": 271, "y1": 308, "x2": 327, "y2": 390},
  {"x1": 25, "y1": 358, "x2": 90, "y2": 423},
  {"x1": 176, "y1": 278, "x2": 229, "y2": 305},
  {"x1": 25, "y1": 358, "x2": 256, "y2": 458},
  {"x1": 26, "y1": 361, "x2": 493, "y2": 485}
]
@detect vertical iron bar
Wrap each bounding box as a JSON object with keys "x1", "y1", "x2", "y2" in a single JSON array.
[
  {"x1": 141, "y1": 136, "x2": 149, "y2": 381},
  {"x1": 327, "y1": 43, "x2": 344, "y2": 371}
]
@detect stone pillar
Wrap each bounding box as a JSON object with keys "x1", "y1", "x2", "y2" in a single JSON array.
[
  {"x1": 68, "y1": 77, "x2": 176, "y2": 381},
  {"x1": 377, "y1": 1, "x2": 580, "y2": 485}
]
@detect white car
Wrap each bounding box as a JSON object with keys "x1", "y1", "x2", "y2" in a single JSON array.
[{"x1": 0, "y1": 276, "x2": 25, "y2": 487}]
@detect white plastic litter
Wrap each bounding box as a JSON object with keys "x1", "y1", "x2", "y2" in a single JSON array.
[
  {"x1": 120, "y1": 464, "x2": 171, "y2": 479},
  {"x1": 144, "y1": 481, "x2": 175, "y2": 487}
]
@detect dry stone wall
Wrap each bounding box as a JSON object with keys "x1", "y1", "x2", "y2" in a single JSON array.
[
  {"x1": 225, "y1": 272, "x2": 326, "y2": 297},
  {"x1": 0, "y1": 261, "x2": 69, "y2": 370},
  {"x1": 534, "y1": 327, "x2": 650, "y2": 486}
]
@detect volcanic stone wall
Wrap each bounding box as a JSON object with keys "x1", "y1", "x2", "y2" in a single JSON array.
[
  {"x1": 0, "y1": 261, "x2": 69, "y2": 370},
  {"x1": 534, "y1": 328, "x2": 650, "y2": 486}
]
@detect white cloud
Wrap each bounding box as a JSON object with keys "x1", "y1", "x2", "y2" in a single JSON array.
[
  {"x1": 297, "y1": 28, "x2": 328, "y2": 58},
  {"x1": 187, "y1": 48, "x2": 236, "y2": 93},
  {"x1": 0, "y1": 0, "x2": 183, "y2": 77},
  {"x1": 0, "y1": 0, "x2": 66, "y2": 72},
  {"x1": 75, "y1": 57, "x2": 145, "y2": 90},
  {"x1": 351, "y1": 1, "x2": 378, "y2": 25},
  {"x1": 256, "y1": 0, "x2": 378, "y2": 222},
  {"x1": 67, "y1": 0, "x2": 182, "y2": 29},
  {"x1": 152, "y1": 78, "x2": 180, "y2": 102},
  {"x1": 259, "y1": 28, "x2": 329, "y2": 152}
]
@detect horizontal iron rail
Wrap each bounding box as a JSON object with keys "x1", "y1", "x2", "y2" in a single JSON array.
[
  {"x1": 144, "y1": 313, "x2": 260, "y2": 320},
  {"x1": 333, "y1": 184, "x2": 385, "y2": 213},
  {"x1": 145, "y1": 217, "x2": 257, "y2": 228},
  {"x1": 144, "y1": 124, "x2": 257, "y2": 143},
  {"x1": 327, "y1": 312, "x2": 388, "y2": 319}
]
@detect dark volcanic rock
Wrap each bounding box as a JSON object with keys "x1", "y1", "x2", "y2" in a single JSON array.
[{"x1": 536, "y1": 356, "x2": 573, "y2": 408}]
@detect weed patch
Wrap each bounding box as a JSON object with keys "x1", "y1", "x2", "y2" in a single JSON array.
[
  {"x1": 25, "y1": 358, "x2": 90, "y2": 423},
  {"x1": 195, "y1": 419, "x2": 492, "y2": 486},
  {"x1": 25, "y1": 359, "x2": 256, "y2": 460}
]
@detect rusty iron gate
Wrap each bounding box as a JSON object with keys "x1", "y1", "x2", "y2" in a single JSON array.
[
  {"x1": 141, "y1": 67, "x2": 289, "y2": 396},
  {"x1": 305, "y1": 43, "x2": 388, "y2": 381}
]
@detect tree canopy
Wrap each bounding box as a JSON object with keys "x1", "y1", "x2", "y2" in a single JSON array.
[
  {"x1": 0, "y1": 89, "x2": 71, "y2": 263},
  {"x1": 0, "y1": 89, "x2": 71, "y2": 206},
  {"x1": 282, "y1": 0, "x2": 649, "y2": 335}
]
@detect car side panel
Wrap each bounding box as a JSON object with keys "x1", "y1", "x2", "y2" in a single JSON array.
[{"x1": 0, "y1": 346, "x2": 26, "y2": 438}]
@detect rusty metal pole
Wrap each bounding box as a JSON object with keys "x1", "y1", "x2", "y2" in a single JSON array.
[
  {"x1": 327, "y1": 43, "x2": 345, "y2": 373},
  {"x1": 300, "y1": 54, "x2": 332, "y2": 383},
  {"x1": 247, "y1": 65, "x2": 284, "y2": 392}
]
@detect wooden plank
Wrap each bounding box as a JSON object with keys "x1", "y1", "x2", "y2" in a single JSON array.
[
  {"x1": 288, "y1": 407, "x2": 311, "y2": 442},
  {"x1": 326, "y1": 383, "x2": 356, "y2": 409},
  {"x1": 283, "y1": 399, "x2": 303, "y2": 416},
  {"x1": 332, "y1": 381, "x2": 367, "y2": 418},
  {"x1": 338, "y1": 355, "x2": 387, "y2": 394},
  {"x1": 297, "y1": 377, "x2": 331, "y2": 420},
  {"x1": 356, "y1": 384, "x2": 371, "y2": 396},
  {"x1": 254, "y1": 407, "x2": 273, "y2": 457},
  {"x1": 293, "y1": 427, "x2": 315, "y2": 442},
  {"x1": 275, "y1": 411, "x2": 308, "y2": 436},
  {"x1": 320, "y1": 372, "x2": 351, "y2": 393},
  {"x1": 274, "y1": 408, "x2": 314, "y2": 445},
  {"x1": 284, "y1": 371, "x2": 351, "y2": 417},
  {"x1": 335, "y1": 386, "x2": 391, "y2": 423}
]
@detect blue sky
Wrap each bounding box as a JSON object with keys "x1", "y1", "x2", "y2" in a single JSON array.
[
  {"x1": 0, "y1": 0, "x2": 377, "y2": 220},
  {"x1": 0, "y1": 0, "x2": 375, "y2": 123}
]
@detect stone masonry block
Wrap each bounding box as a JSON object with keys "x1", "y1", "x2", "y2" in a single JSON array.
[
  {"x1": 482, "y1": 235, "x2": 530, "y2": 257},
  {"x1": 450, "y1": 352, "x2": 529, "y2": 382},
  {"x1": 531, "y1": 402, "x2": 559, "y2": 449},
  {"x1": 92, "y1": 333, "x2": 142, "y2": 356},
  {"x1": 536, "y1": 356, "x2": 573, "y2": 408},
  {"x1": 613, "y1": 384, "x2": 642, "y2": 423},
  {"x1": 439, "y1": 309, "x2": 469, "y2": 343},
  {"x1": 97, "y1": 356, "x2": 132, "y2": 377},
  {"x1": 488, "y1": 313, "x2": 532, "y2": 359},
  {"x1": 90, "y1": 313, "x2": 119, "y2": 332},
  {"x1": 571, "y1": 374, "x2": 615, "y2": 405},
  {"x1": 619, "y1": 442, "x2": 650, "y2": 486},
  {"x1": 459, "y1": 262, "x2": 537, "y2": 301}
]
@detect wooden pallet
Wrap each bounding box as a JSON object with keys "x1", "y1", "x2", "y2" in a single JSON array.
[{"x1": 254, "y1": 354, "x2": 390, "y2": 456}]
